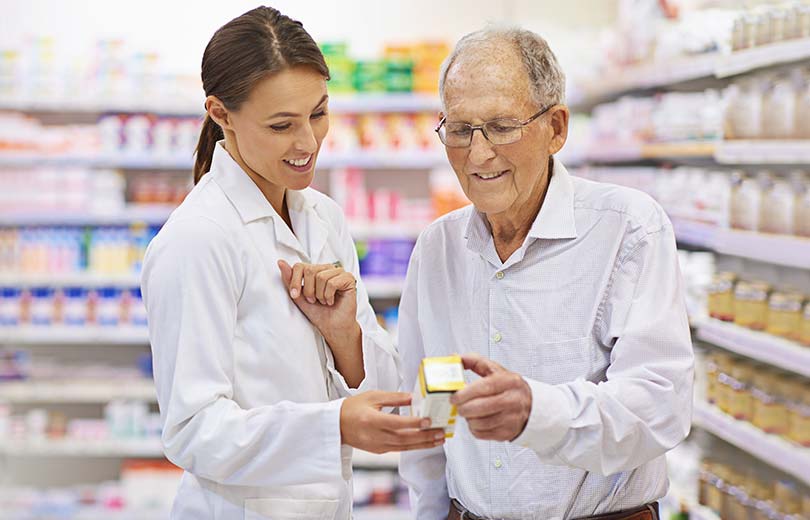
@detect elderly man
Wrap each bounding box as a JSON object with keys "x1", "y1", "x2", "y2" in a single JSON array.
[{"x1": 398, "y1": 27, "x2": 693, "y2": 520}]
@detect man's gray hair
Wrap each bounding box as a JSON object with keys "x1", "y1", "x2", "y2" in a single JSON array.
[{"x1": 438, "y1": 26, "x2": 566, "y2": 109}]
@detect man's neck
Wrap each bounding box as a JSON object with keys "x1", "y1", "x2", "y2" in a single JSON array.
[{"x1": 487, "y1": 159, "x2": 553, "y2": 262}]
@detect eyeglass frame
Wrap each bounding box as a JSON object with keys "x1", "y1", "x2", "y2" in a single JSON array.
[{"x1": 434, "y1": 104, "x2": 555, "y2": 148}]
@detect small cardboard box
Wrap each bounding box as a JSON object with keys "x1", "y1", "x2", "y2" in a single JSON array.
[{"x1": 412, "y1": 355, "x2": 465, "y2": 438}]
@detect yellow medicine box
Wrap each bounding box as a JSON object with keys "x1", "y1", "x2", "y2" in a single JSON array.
[{"x1": 412, "y1": 355, "x2": 466, "y2": 438}]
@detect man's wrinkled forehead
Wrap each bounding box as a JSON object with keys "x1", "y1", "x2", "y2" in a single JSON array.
[{"x1": 443, "y1": 41, "x2": 532, "y2": 108}]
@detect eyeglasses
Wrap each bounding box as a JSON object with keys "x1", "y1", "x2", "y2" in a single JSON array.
[{"x1": 435, "y1": 105, "x2": 553, "y2": 148}]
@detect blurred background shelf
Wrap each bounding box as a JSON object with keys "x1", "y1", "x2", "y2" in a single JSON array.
[
  {"x1": 0, "y1": 438, "x2": 164, "y2": 458},
  {"x1": 352, "y1": 450, "x2": 400, "y2": 469},
  {"x1": 0, "y1": 326, "x2": 150, "y2": 346},
  {"x1": 696, "y1": 318, "x2": 810, "y2": 378},
  {"x1": 693, "y1": 403, "x2": 810, "y2": 486},
  {"x1": 0, "y1": 380, "x2": 156, "y2": 403},
  {"x1": 668, "y1": 222, "x2": 810, "y2": 270}
]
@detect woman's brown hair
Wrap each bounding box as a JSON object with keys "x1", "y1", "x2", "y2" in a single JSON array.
[{"x1": 193, "y1": 6, "x2": 330, "y2": 184}]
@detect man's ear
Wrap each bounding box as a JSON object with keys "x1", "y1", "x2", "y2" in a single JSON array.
[
  {"x1": 547, "y1": 105, "x2": 569, "y2": 155},
  {"x1": 206, "y1": 95, "x2": 232, "y2": 131}
]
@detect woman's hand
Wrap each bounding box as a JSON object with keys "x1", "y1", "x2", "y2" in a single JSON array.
[
  {"x1": 277, "y1": 259, "x2": 358, "y2": 345},
  {"x1": 341, "y1": 391, "x2": 446, "y2": 453}
]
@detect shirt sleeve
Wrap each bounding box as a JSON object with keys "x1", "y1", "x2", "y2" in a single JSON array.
[
  {"x1": 512, "y1": 223, "x2": 694, "y2": 476},
  {"x1": 141, "y1": 217, "x2": 344, "y2": 487},
  {"x1": 396, "y1": 239, "x2": 452, "y2": 520},
  {"x1": 323, "y1": 208, "x2": 401, "y2": 396}
]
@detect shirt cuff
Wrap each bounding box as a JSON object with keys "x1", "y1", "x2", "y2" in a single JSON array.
[
  {"x1": 327, "y1": 331, "x2": 377, "y2": 396},
  {"x1": 512, "y1": 377, "x2": 573, "y2": 452}
]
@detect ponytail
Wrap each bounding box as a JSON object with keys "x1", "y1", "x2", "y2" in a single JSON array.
[{"x1": 193, "y1": 114, "x2": 224, "y2": 184}]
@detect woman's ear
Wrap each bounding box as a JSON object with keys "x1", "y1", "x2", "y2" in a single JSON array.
[{"x1": 206, "y1": 95, "x2": 232, "y2": 131}]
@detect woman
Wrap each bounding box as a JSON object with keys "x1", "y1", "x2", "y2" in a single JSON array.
[{"x1": 140, "y1": 7, "x2": 444, "y2": 519}]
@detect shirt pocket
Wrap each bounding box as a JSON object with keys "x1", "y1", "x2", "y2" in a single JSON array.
[
  {"x1": 244, "y1": 498, "x2": 340, "y2": 520},
  {"x1": 528, "y1": 336, "x2": 606, "y2": 386}
]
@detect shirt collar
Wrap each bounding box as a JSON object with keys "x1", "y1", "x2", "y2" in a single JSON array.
[
  {"x1": 209, "y1": 141, "x2": 317, "y2": 224},
  {"x1": 464, "y1": 157, "x2": 578, "y2": 252}
]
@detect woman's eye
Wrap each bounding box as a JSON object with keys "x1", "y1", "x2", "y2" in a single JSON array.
[
  {"x1": 270, "y1": 123, "x2": 292, "y2": 131},
  {"x1": 311, "y1": 111, "x2": 327, "y2": 119}
]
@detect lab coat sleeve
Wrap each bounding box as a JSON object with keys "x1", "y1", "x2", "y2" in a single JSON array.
[
  {"x1": 324, "y1": 208, "x2": 401, "y2": 396},
  {"x1": 512, "y1": 224, "x2": 694, "y2": 476},
  {"x1": 397, "y1": 239, "x2": 451, "y2": 520},
  {"x1": 142, "y1": 216, "x2": 344, "y2": 487}
]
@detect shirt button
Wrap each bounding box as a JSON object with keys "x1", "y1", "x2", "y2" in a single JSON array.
[
  {"x1": 494, "y1": 458, "x2": 503, "y2": 469},
  {"x1": 493, "y1": 332, "x2": 502, "y2": 343},
  {"x1": 495, "y1": 271, "x2": 505, "y2": 280}
]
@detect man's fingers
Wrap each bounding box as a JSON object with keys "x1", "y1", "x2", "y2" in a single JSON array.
[
  {"x1": 451, "y1": 373, "x2": 512, "y2": 406},
  {"x1": 455, "y1": 394, "x2": 508, "y2": 420},
  {"x1": 461, "y1": 353, "x2": 502, "y2": 377}
]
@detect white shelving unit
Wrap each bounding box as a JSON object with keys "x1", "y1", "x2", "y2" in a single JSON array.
[
  {"x1": 692, "y1": 403, "x2": 810, "y2": 486},
  {"x1": 574, "y1": 37, "x2": 810, "y2": 106},
  {"x1": 571, "y1": 139, "x2": 810, "y2": 166},
  {"x1": 0, "y1": 273, "x2": 142, "y2": 287},
  {"x1": 0, "y1": 326, "x2": 150, "y2": 345},
  {"x1": 353, "y1": 506, "x2": 412, "y2": 520},
  {"x1": 0, "y1": 93, "x2": 441, "y2": 116},
  {"x1": 352, "y1": 450, "x2": 399, "y2": 469},
  {"x1": 0, "y1": 380, "x2": 156, "y2": 403},
  {"x1": 670, "y1": 220, "x2": 810, "y2": 270},
  {"x1": 0, "y1": 438, "x2": 164, "y2": 458},
  {"x1": 695, "y1": 318, "x2": 810, "y2": 378},
  {"x1": 714, "y1": 139, "x2": 810, "y2": 165},
  {"x1": 662, "y1": 487, "x2": 720, "y2": 520},
  {"x1": 0, "y1": 150, "x2": 447, "y2": 170},
  {"x1": 0, "y1": 204, "x2": 176, "y2": 226},
  {"x1": 363, "y1": 277, "x2": 405, "y2": 299}
]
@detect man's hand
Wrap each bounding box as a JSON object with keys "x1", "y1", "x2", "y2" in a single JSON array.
[
  {"x1": 341, "y1": 391, "x2": 447, "y2": 453},
  {"x1": 450, "y1": 353, "x2": 532, "y2": 442}
]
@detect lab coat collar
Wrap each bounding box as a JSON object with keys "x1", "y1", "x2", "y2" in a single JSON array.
[{"x1": 210, "y1": 141, "x2": 326, "y2": 259}]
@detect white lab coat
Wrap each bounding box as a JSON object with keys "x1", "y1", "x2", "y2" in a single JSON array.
[{"x1": 141, "y1": 142, "x2": 401, "y2": 520}]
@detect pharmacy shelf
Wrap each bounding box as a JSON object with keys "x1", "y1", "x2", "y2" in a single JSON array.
[
  {"x1": 0, "y1": 204, "x2": 175, "y2": 226},
  {"x1": 670, "y1": 220, "x2": 810, "y2": 270},
  {"x1": 692, "y1": 402, "x2": 810, "y2": 486},
  {"x1": 0, "y1": 326, "x2": 150, "y2": 346},
  {"x1": 329, "y1": 93, "x2": 440, "y2": 113},
  {"x1": 0, "y1": 92, "x2": 440, "y2": 116},
  {"x1": 695, "y1": 318, "x2": 810, "y2": 378},
  {"x1": 575, "y1": 37, "x2": 810, "y2": 107},
  {"x1": 671, "y1": 218, "x2": 718, "y2": 250},
  {"x1": 363, "y1": 278, "x2": 405, "y2": 299},
  {"x1": 574, "y1": 52, "x2": 718, "y2": 106},
  {"x1": 351, "y1": 222, "x2": 424, "y2": 240},
  {"x1": 0, "y1": 150, "x2": 446, "y2": 170},
  {"x1": 0, "y1": 273, "x2": 141, "y2": 287},
  {"x1": 712, "y1": 228, "x2": 810, "y2": 270},
  {"x1": 715, "y1": 37, "x2": 810, "y2": 78},
  {"x1": 0, "y1": 380, "x2": 156, "y2": 403},
  {"x1": 575, "y1": 139, "x2": 810, "y2": 166},
  {"x1": 352, "y1": 450, "x2": 399, "y2": 469},
  {"x1": 714, "y1": 139, "x2": 810, "y2": 165},
  {"x1": 0, "y1": 438, "x2": 164, "y2": 458},
  {"x1": 662, "y1": 487, "x2": 720, "y2": 520},
  {"x1": 354, "y1": 506, "x2": 412, "y2": 520}
]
